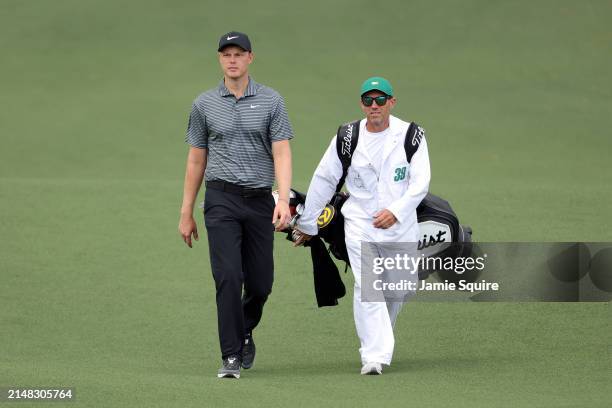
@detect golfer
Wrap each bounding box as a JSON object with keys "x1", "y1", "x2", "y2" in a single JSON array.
[{"x1": 178, "y1": 31, "x2": 293, "y2": 379}]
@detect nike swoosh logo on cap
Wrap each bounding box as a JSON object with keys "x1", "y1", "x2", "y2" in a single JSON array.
[{"x1": 227, "y1": 35, "x2": 239, "y2": 40}]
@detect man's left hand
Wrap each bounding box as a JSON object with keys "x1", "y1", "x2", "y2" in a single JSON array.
[
  {"x1": 373, "y1": 209, "x2": 398, "y2": 229},
  {"x1": 272, "y1": 199, "x2": 292, "y2": 231}
]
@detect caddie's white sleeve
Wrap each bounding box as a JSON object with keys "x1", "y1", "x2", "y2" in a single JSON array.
[
  {"x1": 296, "y1": 136, "x2": 343, "y2": 236},
  {"x1": 387, "y1": 137, "x2": 431, "y2": 224}
]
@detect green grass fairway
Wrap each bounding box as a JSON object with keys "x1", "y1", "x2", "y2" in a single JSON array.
[{"x1": 1, "y1": 1, "x2": 611, "y2": 407}]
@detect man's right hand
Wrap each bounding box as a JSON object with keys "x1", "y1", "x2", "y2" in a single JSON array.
[
  {"x1": 179, "y1": 214, "x2": 199, "y2": 248},
  {"x1": 292, "y1": 228, "x2": 312, "y2": 247}
]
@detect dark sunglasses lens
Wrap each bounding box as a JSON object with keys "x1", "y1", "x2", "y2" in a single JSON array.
[
  {"x1": 374, "y1": 96, "x2": 388, "y2": 106},
  {"x1": 362, "y1": 96, "x2": 374, "y2": 106}
]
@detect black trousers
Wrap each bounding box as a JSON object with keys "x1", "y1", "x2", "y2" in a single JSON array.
[{"x1": 203, "y1": 185, "x2": 275, "y2": 359}]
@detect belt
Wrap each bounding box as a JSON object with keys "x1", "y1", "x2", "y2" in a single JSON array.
[{"x1": 206, "y1": 180, "x2": 272, "y2": 197}]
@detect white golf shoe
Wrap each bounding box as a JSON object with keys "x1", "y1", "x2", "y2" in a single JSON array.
[{"x1": 360, "y1": 362, "x2": 383, "y2": 375}]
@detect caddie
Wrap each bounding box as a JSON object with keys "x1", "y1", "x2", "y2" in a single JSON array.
[{"x1": 293, "y1": 76, "x2": 431, "y2": 375}]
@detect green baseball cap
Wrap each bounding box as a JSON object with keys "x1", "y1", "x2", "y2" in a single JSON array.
[{"x1": 360, "y1": 76, "x2": 393, "y2": 96}]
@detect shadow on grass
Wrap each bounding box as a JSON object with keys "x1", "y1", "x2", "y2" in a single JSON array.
[
  {"x1": 388, "y1": 355, "x2": 489, "y2": 374},
  {"x1": 245, "y1": 359, "x2": 357, "y2": 378},
  {"x1": 240, "y1": 354, "x2": 495, "y2": 379}
]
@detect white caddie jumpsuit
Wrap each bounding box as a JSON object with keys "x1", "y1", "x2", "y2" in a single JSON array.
[{"x1": 297, "y1": 115, "x2": 431, "y2": 365}]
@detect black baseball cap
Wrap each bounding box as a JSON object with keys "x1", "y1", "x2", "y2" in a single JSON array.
[{"x1": 217, "y1": 31, "x2": 252, "y2": 52}]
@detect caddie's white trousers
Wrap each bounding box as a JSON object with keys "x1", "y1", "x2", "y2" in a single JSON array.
[{"x1": 345, "y1": 220, "x2": 418, "y2": 366}]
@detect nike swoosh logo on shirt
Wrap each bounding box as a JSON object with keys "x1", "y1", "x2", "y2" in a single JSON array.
[{"x1": 250, "y1": 105, "x2": 258, "y2": 108}]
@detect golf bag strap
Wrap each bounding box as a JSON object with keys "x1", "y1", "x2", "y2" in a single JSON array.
[
  {"x1": 404, "y1": 121, "x2": 425, "y2": 163},
  {"x1": 335, "y1": 120, "x2": 360, "y2": 192},
  {"x1": 335, "y1": 120, "x2": 426, "y2": 191}
]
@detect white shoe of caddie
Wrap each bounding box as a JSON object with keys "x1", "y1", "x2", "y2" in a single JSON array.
[{"x1": 360, "y1": 362, "x2": 383, "y2": 375}]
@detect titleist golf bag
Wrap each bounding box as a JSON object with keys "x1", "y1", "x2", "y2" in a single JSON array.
[{"x1": 275, "y1": 189, "x2": 473, "y2": 306}]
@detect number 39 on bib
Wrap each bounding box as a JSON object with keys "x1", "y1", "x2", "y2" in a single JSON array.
[{"x1": 393, "y1": 166, "x2": 407, "y2": 182}]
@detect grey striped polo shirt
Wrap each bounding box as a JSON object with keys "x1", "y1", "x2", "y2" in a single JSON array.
[{"x1": 185, "y1": 77, "x2": 294, "y2": 188}]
